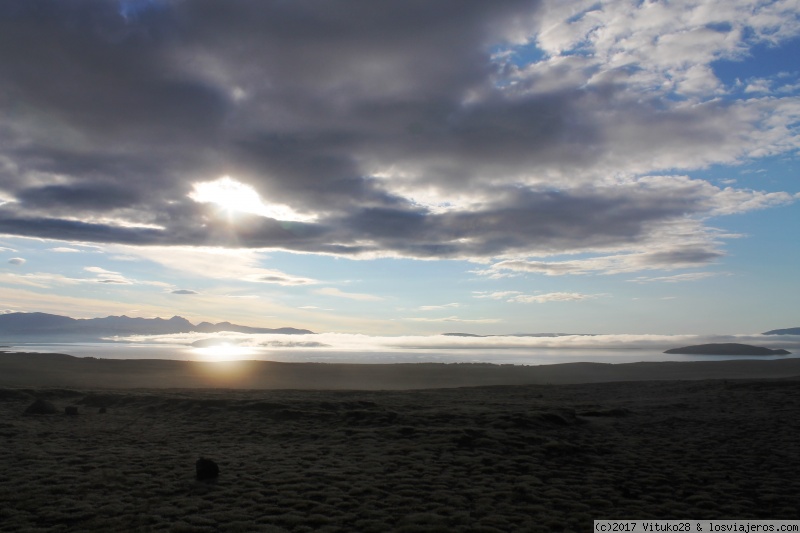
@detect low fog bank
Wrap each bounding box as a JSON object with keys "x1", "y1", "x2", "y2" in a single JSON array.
[{"x1": 108, "y1": 331, "x2": 800, "y2": 355}]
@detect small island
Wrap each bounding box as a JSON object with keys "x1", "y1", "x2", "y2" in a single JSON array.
[{"x1": 664, "y1": 343, "x2": 791, "y2": 356}]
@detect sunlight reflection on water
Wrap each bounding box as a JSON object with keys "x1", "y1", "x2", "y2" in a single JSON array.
[{"x1": 190, "y1": 343, "x2": 257, "y2": 362}]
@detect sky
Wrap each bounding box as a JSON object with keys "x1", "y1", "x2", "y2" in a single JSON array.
[{"x1": 0, "y1": 0, "x2": 798, "y2": 339}]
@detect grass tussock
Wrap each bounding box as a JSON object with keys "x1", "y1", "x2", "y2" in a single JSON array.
[{"x1": 1, "y1": 379, "x2": 799, "y2": 531}]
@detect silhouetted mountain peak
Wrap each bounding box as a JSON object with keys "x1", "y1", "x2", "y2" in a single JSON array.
[{"x1": 0, "y1": 312, "x2": 313, "y2": 340}]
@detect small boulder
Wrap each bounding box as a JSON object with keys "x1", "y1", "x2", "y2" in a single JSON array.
[
  {"x1": 65, "y1": 406, "x2": 79, "y2": 416},
  {"x1": 24, "y1": 398, "x2": 58, "y2": 415},
  {"x1": 195, "y1": 457, "x2": 219, "y2": 481}
]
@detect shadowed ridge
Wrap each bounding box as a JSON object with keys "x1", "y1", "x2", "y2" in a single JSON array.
[
  {"x1": 664, "y1": 343, "x2": 791, "y2": 355},
  {"x1": 763, "y1": 327, "x2": 800, "y2": 335}
]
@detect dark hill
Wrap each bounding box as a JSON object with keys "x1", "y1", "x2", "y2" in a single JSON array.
[
  {"x1": 664, "y1": 343, "x2": 790, "y2": 356},
  {"x1": 763, "y1": 327, "x2": 800, "y2": 335}
]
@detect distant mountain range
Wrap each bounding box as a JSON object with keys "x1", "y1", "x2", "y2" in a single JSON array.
[{"x1": 0, "y1": 312, "x2": 313, "y2": 342}]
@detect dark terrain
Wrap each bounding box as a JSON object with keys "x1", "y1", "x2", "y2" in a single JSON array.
[
  {"x1": 4, "y1": 351, "x2": 800, "y2": 389},
  {"x1": 1, "y1": 378, "x2": 798, "y2": 532},
  {"x1": 664, "y1": 343, "x2": 791, "y2": 356}
]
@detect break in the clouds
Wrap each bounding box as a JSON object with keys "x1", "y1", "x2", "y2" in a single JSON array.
[{"x1": 0, "y1": 0, "x2": 797, "y2": 277}]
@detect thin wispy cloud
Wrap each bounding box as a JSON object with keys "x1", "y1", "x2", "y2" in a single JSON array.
[
  {"x1": 630, "y1": 272, "x2": 730, "y2": 284},
  {"x1": 509, "y1": 292, "x2": 605, "y2": 304},
  {"x1": 84, "y1": 266, "x2": 134, "y2": 285},
  {"x1": 0, "y1": 266, "x2": 169, "y2": 289},
  {"x1": 315, "y1": 288, "x2": 384, "y2": 302},
  {"x1": 474, "y1": 291, "x2": 604, "y2": 304},
  {"x1": 0, "y1": 272, "x2": 84, "y2": 289},
  {"x1": 111, "y1": 246, "x2": 318, "y2": 286},
  {"x1": 418, "y1": 303, "x2": 461, "y2": 311},
  {"x1": 402, "y1": 316, "x2": 500, "y2": 324}
]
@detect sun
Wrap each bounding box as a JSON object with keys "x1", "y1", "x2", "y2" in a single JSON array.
[
  {"x1": 189, "y1": 176, "x2": 265, "y2": 216},
  {"x1": 189, "y1": 176, "x2": 316, "y2": 222}
]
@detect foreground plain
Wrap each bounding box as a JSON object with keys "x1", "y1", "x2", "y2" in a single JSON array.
[{"x1": 1, "y1": 377, "x2": 799, "y2": 532}]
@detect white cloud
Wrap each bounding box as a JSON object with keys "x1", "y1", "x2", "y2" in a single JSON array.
[
  {"x1": 8, "y1": 257, "x2": 25, "y2": 265},
  {"x1": 83, "y1": 266, "x2": 134, "y2": 285},
  {"x1": 315, "y1": 287, "x2": 384, "y2": 302},
  {"x1": 533, "y1": 0, "x2": 800, "y2": 98},
  {"x1": 473, "y1": 291, "x2": 523, "y2": 300},
  {"x1": 0, "y1": 272, "x2": 83, "y2": 288},
  {"x1": 111, "y1": 246, "x2": 318, "y2": 286},
  {"x1": 745, "y1": 78, "x2": 773, "y2": 94},
  {"x1": 418, "y1": 303, "x2": 460, "y2": 311},
  {"x1": 473, "y1": 290, "x2": 604, "y2": 304},
  {"x1": 0, "y1": 265, "x2": 172, "y2": 289},
  {"x1": 401, "y1": 316, "x2": 500, "y2": 323},
  {"x1": 480, "y1": 242, "x2": 726, "y2": 277},
  {"x1": 84, "y1": 266, "x2": 119, "y2": 275},
  {"x1": 630, "y1": 272, "x2": 729, "y2": 283},
  {"x1": 708, "y1": 187, "x2": 798, "y2": 216},
  {"x1": 509, "y1": 292, "x2": 604, "y2": 303}
]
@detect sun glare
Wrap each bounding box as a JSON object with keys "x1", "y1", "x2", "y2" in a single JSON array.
[
  {"x1": 189, "y1": 176, "x2": 316, "y2": 222},
  {"x1": 191, "y1": 342, "x2": 256, "y2": 362},
  {"x1": 190, "y1": 176, "x2": 263, "y2": 215}
]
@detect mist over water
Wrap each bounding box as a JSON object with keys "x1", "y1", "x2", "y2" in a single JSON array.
[{"x1": 8, "y1": 331, "x2": 800, "y2": 366}]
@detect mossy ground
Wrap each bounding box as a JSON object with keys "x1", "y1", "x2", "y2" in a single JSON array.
[{"x1": 1, "y1": 379, "x2": 799, "y2": 532}]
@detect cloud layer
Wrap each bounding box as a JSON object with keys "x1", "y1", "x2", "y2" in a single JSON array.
[{"x1": 0, "y1": 0, "x2": 798, "y2": 276}]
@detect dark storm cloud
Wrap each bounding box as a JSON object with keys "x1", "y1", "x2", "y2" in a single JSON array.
[
  {"x1": 0, "y1": 0, "x2": 787, "y2": 266},
  {"x1": 0, "y1": 1, "x2": 227, "y2": 142},
  {"x1": 0, "y1": 215, "x2": 167, "y2": 245},
  {"x1": 323, "y1": 185, "x2": 708, "y2": 259},
  {"x1": 18, "y1": 182, "x2": 141, "y2": 211}
]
